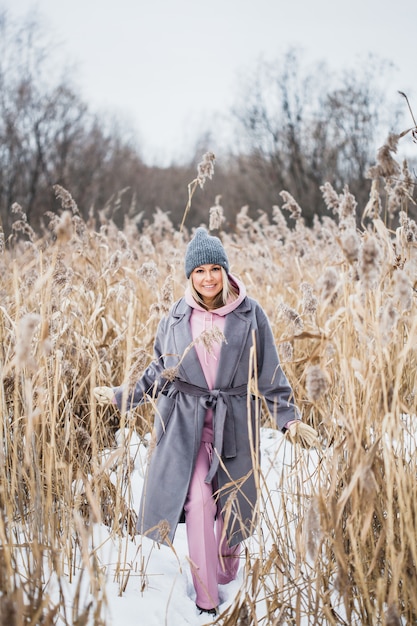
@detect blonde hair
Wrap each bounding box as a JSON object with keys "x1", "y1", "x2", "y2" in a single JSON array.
[{"x1": 189, "y1": 268, "x2": 238, "y2": 310}]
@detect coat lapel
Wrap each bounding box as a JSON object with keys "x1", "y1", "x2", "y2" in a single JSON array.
[
  {"x1": 214, "y1": 299, "x2": 251, "y2": 388},
  {"x1": 170, "y1": 299, "x2": 208, "y2": 387}
]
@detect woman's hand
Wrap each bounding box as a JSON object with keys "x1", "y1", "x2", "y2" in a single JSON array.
[
  {"x1": 286, "y1": 421, "x2": 318, "y2": 448},
  {"x1": 93, "y1": 386, "x2": 115, "y2": 405}
]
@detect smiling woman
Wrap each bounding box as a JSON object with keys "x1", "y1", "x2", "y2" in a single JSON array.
[
  {"x1": 185, "y1": 228, "x2": 239, "y2": 309},
  {"x1": 189, "y1": 263, "x2": 240, "y2": 310},
  {"x1": 94, "y1": 226, "x2": 318, "y2": 616},
  {"x1": 191, "y1": 265, "x2": 224, "y2": 306}
]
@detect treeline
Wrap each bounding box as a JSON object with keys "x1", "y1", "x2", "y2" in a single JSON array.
[{"x1": 0, "y1": 10, "x2": 415, "y2": 238}]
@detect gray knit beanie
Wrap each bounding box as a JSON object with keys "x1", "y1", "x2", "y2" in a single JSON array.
[{"x1": 185, "y1": 227, "x2": 229, "y2": 278}]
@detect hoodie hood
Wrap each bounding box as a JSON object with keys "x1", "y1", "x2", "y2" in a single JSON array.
[{"x1": 185, "y1": 274, "x2": 246, "y2": 315}]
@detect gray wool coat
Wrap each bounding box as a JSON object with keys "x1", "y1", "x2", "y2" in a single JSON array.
[{"x1": 114, "y1": 295, "x2": 300, "y2": 547}]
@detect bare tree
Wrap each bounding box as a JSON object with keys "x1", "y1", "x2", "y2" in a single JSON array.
[
  {"x1": 230, "y1": 49, "x2": 403, "y2": 224},
  {"x1": 0, "y1": 11, "x2": 91, "y2": 230}
]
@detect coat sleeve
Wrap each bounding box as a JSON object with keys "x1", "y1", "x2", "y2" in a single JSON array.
[
  {"x1": 113, "y1": 315, "x2": 167, "y2": 411},
  {"x1": 254, "y1": 303, "x2": 301, "y2": 431}
]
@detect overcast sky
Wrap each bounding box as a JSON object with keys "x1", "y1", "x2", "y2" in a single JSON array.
[{"x1": 5, "y1": 0, "x2": 417, "y2": 165}]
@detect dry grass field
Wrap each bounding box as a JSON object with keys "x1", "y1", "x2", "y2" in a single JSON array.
[{"x1": 1, "y1": 136, "x2": 417, "y2": 625}]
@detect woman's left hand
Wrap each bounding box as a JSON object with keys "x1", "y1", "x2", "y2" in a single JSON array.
[
  {"x1": 93, "y1": 386, "x2": 115, "y2": 405},
  {"x1": 286, "y1": 421, "x2": 318, "y2": 448}
]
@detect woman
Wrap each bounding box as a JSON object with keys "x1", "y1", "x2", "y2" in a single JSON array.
[{"x1": 94, "y1": 227, "x2": 317, "y2": 616}]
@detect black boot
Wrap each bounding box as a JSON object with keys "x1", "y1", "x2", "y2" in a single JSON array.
[{"x1": 196, "y1": 604, "x2": 217, "y2": 616}]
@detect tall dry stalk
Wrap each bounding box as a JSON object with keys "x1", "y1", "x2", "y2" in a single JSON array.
[{"x1": 1, "y1": 131, "x2": 416, "y2": 625}]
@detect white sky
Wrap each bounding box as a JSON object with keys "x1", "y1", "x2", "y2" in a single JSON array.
[{"x1": 4, "y1": 0, "x2": 417, "y2": 165}]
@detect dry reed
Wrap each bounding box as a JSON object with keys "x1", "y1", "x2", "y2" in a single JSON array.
[{"x1": 0, "y1": 137, "x2": 416, "y2": 624}]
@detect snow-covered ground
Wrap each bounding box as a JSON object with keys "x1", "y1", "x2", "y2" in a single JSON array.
[{"x1": 51, "y1": 427, "x2": 320, "y2": 625}]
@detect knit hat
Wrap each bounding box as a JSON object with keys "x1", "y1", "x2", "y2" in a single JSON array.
[{"x1": 185, "y1": 227, "x2": 229, "y2": 278}]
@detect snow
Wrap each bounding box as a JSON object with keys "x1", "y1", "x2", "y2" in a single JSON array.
[{"x1": 50, "y1": 427, "x2": 320, "y2": 625}]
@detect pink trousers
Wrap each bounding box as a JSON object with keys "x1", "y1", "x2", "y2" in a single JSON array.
[{"x1": 184, "y1": 441, "x2": 240, "y2": 610}]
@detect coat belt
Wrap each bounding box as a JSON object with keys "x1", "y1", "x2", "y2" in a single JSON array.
[{"x1": 172, "y1": 379, "x2": 248, "y2": 483}]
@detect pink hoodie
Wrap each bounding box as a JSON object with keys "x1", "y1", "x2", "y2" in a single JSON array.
[{"x1": 185, "y1": 275, "x2": 246, "y2": 443}]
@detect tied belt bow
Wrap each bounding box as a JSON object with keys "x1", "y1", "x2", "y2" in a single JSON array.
[{"x1": 172, "y1": 379, "x2": 247, "y2": 483}]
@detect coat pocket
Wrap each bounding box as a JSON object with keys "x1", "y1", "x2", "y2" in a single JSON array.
[{"x1": 154, "y1": 393, "x2": 175, "y2": 444}]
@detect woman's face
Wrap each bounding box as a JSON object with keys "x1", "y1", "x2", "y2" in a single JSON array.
[{"x1": 191, "y1": 264, "x2": 223, "y2": 306}]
